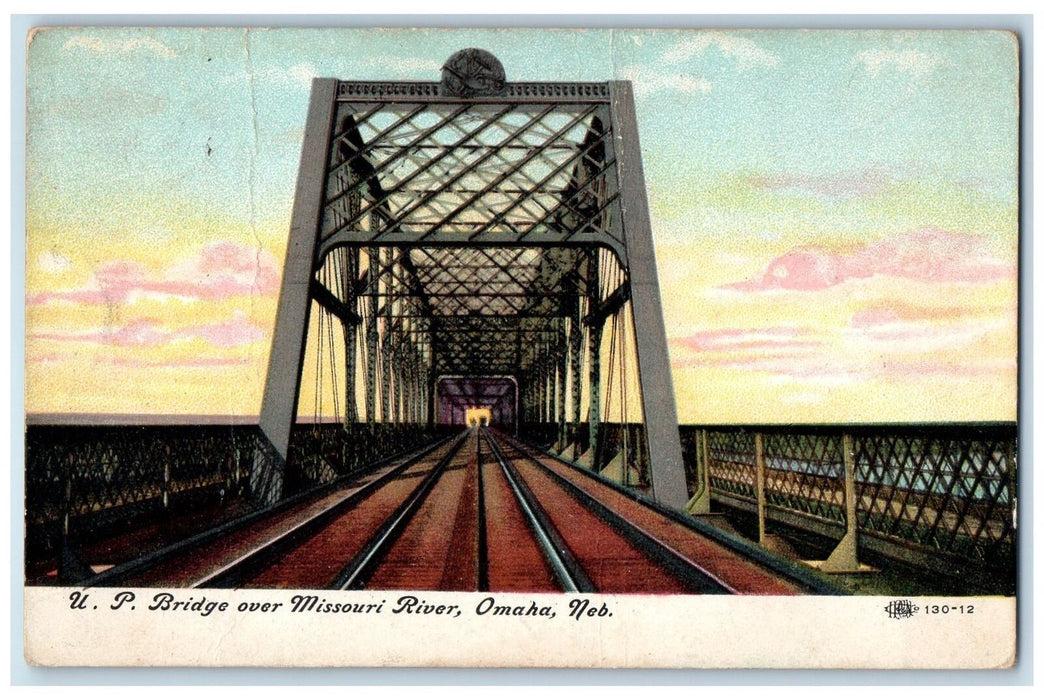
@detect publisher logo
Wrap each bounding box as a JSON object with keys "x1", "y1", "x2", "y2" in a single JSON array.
[{"x1": 884, "y1": 599, "x2": 919, "y2": 620}]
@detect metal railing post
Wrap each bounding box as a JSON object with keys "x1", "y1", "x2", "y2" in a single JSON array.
[
  {"x1": 755, "y1": 432, "x2": 767, "y2": 545},
  {"x1": 820, "y1": 432, "x2": 862, "y2": 573},
  {"x1": 685, "y1": 429, "x2": 712, "y2": 515},
  {"x1": 61, "y1": 452, "x2": 73, "y2": 546},
  {"x1": 162, "y1": 445, "x2": 171, "y2": 510}
]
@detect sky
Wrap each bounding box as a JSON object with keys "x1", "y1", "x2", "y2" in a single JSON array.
[{"x1": 23, "y1": 27, "x2": 1019, "y2": 423}]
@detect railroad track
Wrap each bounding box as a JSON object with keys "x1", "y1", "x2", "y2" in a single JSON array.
[{"x1": 83, "y1": 428, "x2": 839, "y2": 594}]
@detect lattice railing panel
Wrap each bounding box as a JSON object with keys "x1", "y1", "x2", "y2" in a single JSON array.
[
  {"x1": 854, "y1": 432, "x2": 1015, "y2": 567},
  {"x1": 763, "y1": 432, "x2": 846, "y2": 524},
  {"x1": 706, "y1": 430, "x2": 757, "y2": 501},
  {"x1": 285, "y1": 423, "x2": 443, "y2": 493}
]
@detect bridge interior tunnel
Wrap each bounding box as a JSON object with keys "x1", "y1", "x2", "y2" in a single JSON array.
[
  {"x1": 296, "y1": 242, "x2": 653, "y2": 498},
  {"x1": 436, "y1": 377, "x2": 517, "y2": 429}
]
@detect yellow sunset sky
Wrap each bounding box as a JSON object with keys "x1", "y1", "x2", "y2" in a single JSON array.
[{"x1": 24, "y1": 28, "x2": 1019, "y2": 424}]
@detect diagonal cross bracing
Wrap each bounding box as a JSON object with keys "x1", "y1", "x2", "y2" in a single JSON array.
[{"x1": 318, "y1": 97, "x2": 623, "y2": 251}]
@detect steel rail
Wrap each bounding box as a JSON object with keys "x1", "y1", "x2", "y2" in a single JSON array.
[
  {"x1": 330, "y1": 430, "x2": 472, "y2": 589},
  {"x1": 481, "y1": 430, "x2": 594, "y2": 593},
  {"x1": 498, "y1": 433, "x2": 737, "y2": 594},
  {"x1": 475, "y1": 433, "x2": 490, "y2": 592}
]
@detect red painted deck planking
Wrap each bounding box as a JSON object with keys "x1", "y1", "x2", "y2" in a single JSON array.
[
  {"x1": 125, "y1": 458, "x2": 414, "y2": 587},
  {"x1": 365, "y1": 433, "x2": 480, "y2": 590},
  {"x1": 480, "y1": 440, "x2": 560, "y2": 592},
  {"x1": 244, "y1": 442, "x2": 457, "y2": 588}
]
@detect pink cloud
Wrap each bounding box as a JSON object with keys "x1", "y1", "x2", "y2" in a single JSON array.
[
  {"x1": 672, "y1": 326, "x2": 847, "y2": 380},
  {"x1": 29, "y1": 312, "x2": 266, "y2": 349},
  {"x1": 853, "y1": 321, "x2": 994, "y2": 348},
  {"x1": 850, "y1": 301, "x2": 971, "y2": 327},
  {"x1": 674, "y1": 335, "x2": 862, "y2": 383},
  {"x1": 102, "y1": 356, "x2": 251, "y2": 368},
  {"x1": 180, "y1": 312, "x2": 267, "y2": 347},
  {"x1": 876, "y1": 358, "x2": 1016, "y2": 379},
  {"x1": 28, "y1": 242, "x2": 280, "y2": 306},
  {"x1": 726, "y1": 228, "x2": 1014, "y2": 292},
  {"x1": 676, "y1": 326, "x2": 821, "y2": 353},
  {"x1": 26, "y1": 352, "x2": 71, "y2": 364},
  {"x1": 26, "y1": 348, "x2": 250, "y2": 369},
  {"x1": 167, "y1": 242, "x2": 281, "y2": 299},
  {"x1": 845, "y1": 302, "x2": 1011, "y2": 356},
  {"x1": 32, "y1": 318, "x2": 169, "y2": 347},
  {"x1": 672, "y1": 299, "x2": 1014, "y2": 383},
  {"x1": 750, "y1": 166, "x2": 889, "y2": 201}
]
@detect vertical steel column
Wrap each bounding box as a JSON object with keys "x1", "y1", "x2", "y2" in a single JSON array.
[
  {"x1": 343, "y1": 249, "x2": 359, "y2": 427},
  {"x1": 380, "y1": 249, "x2": 392, "y2": 423},
  {"x1": 419, "y1": 369, "x2": 427, "y2": 426},
  {"x1": 411, "y1": 352, "x2": 419, "y2": 424},
  {"x1": 539, "y1": 354, "x2": 548, "y2": 425},
  {"x1": 426, "y1": 369, "x2": 437, "y2": 429},
  {"x1": 412, "y1": 346, "x2": 419, "y2": 424},
  {"x1": 396, "y1": 340, "x2": 406, "y2": 424},
  {"x1": 533, "y1": 357, "x2": 542, "y2": 424},
  {"x1": 556, "y1": 316, "x2": 568, "y2": 449},
  {"x1": 569, "y1": 308, "x2": 583, "y2": 459},
  {"x1": 587, "y1": 251, "x2": 602, "y2": 461},
  {"x1": 546, "y1": 341, "x2": 555, "y2": 426},
  {"x1": 608, "y1": 81, "x2": 689, "y2": 509},
  {"x1": 425, "y1": 326, "x2": 436, "y2": 429},
  {"x1": 365, "y1": 248, "x2": 379, "y2": 425},
  {"x1": 390, "y1": 349, "x2": 400, "y2": 425},
  {"x1": 530, "y1": 359, "x2": 538, "y2": 425},
  {"x1": 418, "y1": 354, "x2": 424, "y2": 424},
  {"x1": 522, "y1": 371, "x2": 533, "y2": 425},
  {"x1": 389, "y1": 279, "x2": 401, "y2": 425},
  {"x1": 685, "y1": 428, "x2": 712, "y2": 515},
  {"x1": 410, "y1": 361, "x2": 417, "y2": 425},
  {"x1": 404, "y1": 349, "x2": 415, "y2": 425},
  {"x1": 551, "y1": 340, "x2": 559, "y2": 428},
  {"x1": 254, "y1": 78, "x2": 339, "y2": 504}
]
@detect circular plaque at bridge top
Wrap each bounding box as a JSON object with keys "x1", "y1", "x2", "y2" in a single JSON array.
[{"x1": 440, "y1": 48, "x2": 507, "y2": 97}]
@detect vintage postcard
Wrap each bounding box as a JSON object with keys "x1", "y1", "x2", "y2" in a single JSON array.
[{"x1": 21, "y1": 26, "x2": 1018, "y2": 668}]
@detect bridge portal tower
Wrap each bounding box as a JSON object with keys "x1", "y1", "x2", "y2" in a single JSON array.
[{"x1": 254, "y1": 50, "x2": 689, "y2": 510}]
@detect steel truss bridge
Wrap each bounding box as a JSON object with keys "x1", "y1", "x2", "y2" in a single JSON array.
[{"x1": 23, "y1": 52, "x2": 1017, "y2": 594}]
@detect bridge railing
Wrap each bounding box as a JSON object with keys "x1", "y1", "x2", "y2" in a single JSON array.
[
  {"x1": 25, "y1": 424, "x2": 257, "y2": 563},
  {"x1": 522, "y1": 421, "x2": 651, "y2": 488},
  {"x1": 25, "y1": 421, "x2": 446, "y2": 565},
  {"x1": 681, "y1": 424, "x2": 1017, "y2": 576},
  {"x1": 285, "y1": 422, "x2": 450, "y2": 492}
]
